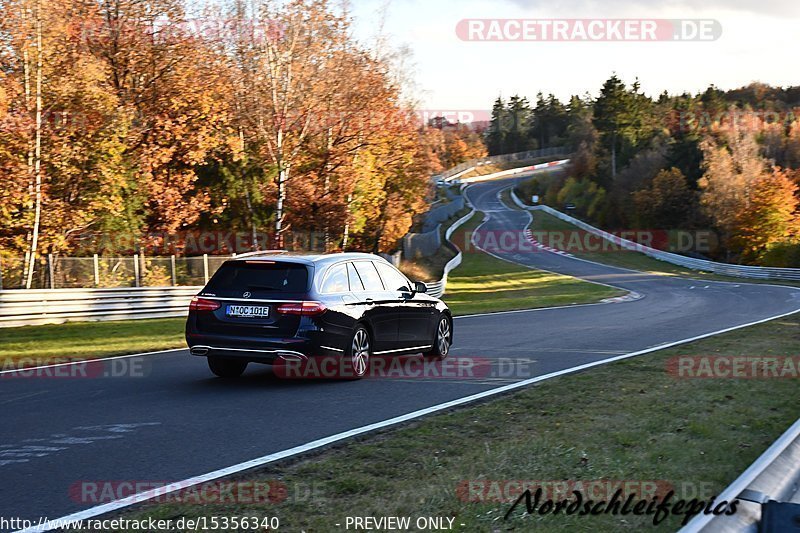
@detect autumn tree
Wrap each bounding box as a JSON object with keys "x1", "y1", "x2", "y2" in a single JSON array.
[
  {"x1": 731, "y1": 167, "x2": 799, "y2": 263},
  {"x1": 698, "y1": 129, "x2": 768, "y2": 252},
  {"x1": 633, "y1": 168, "x2": 697, "y2": 228},
  {"x1": 0, "y1": 0, "x2": 233, "y2": 268},
  {"x1": 223, "y1": 0, "x2": 353, "y2": 246},
  {"x1": 439, "y1": 123, "x2": 486, "y2": 169},
  {"x1": 82, "y1": 0, "x2": 232, "y2": 244},
  {"x1": 556, "y1": 177, "x2": 607, "y2": 219}
]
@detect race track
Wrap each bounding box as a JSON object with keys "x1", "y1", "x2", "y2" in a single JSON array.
[{"x1": 2, "y1": 177, "x2": 799, "y2": 529}]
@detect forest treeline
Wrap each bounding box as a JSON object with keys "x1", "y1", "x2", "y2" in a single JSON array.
[
  {"x1": 0, "y1": 0, "x2": 485, "y2": 288},
  {"x1": 491, "y1": 77, "x2": 800, "y2": 266},
  {"x1": 2, "y1": 0, "x2": 797, "y2": 275}
]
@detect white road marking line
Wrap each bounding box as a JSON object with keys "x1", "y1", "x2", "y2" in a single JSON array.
[
  {"x1": 18, "y1": 306, "x2": 800, "y2": 533},
  {"x1": 0, "y1": 348, "x2": 185, "y2": 376}
]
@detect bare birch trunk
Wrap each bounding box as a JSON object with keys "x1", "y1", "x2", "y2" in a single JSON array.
[{"x1": 25, "y1": 0, "x2": 43, "y2": 289}]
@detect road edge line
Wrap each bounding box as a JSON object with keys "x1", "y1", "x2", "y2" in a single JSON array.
[{"x1": 0, "y1": 348, "x2": 186, "y2": 375}]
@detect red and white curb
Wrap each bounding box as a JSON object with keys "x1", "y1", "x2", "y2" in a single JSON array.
[
  {"x1": 524, "y1": 228, "x2": 574, "y2": 257},
  {"x1": 522, "y1": 228, "x2": 641, "y2": 304}
]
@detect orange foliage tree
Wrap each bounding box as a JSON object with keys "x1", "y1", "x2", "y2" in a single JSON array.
[{"x1": 731, "y1": 167, "x2": 799, "y2": 263}]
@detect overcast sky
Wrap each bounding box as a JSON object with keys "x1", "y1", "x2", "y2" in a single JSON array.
[{"x1": 347, "y1": 0, "x2": 800, "y2": 110}]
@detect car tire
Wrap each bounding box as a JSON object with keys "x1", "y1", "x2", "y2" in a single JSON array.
[
  {"x1": 342, "y1": 326, "x2": 371, "y2": 380},
  {"x1": 424, "y1": 315, "x2": 452, "y2": 360},
  {"x1": 207, "y1": 356, "x2": 248, "y2": 378}
]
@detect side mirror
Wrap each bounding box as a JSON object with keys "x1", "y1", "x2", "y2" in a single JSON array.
[{"x1": 414, "y1": 281, "x2": 428, "y2": 294}]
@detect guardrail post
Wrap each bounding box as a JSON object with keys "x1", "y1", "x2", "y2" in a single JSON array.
[
  {"x1": 133, "y1": 254, "x2": 140, "y2": 287},
  {"x1": 170, "y1": 255, "x2": 177, "y2": 286},
  {"x1": 93, "y1": 254, "x2": 100, "y2": 287},
  {"x1": 22, "y1": 251, "x2": 29, "y2": 288},
  {"x1": 48, "y1": 253, "x2": 55, "y2": 289},
  {"x1": 203, "y1": 254, "x2": 209, "y2": 283}
]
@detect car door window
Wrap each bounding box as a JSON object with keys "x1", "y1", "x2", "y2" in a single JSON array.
[
  {"x1": 353, "y1": 261, "x2": 384, "y2": 291},
  {"x1": 374, "y1": 261, "x2": 411, "y2": 292},
  {"x1": 320, "y1": 263, "x2": 349, "y2": 293},
  {"x1": 347, "y1": 262, "x2": 365, "y2": 291}
]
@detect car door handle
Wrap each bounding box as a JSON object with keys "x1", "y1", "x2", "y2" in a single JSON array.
[{"x1": 365, "y1": 298, "x2": 374, "y2": 305}]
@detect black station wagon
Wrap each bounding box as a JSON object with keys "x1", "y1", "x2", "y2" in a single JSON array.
[{"x1": 185, "y1": 252, "x2": 453, "y2": 379}]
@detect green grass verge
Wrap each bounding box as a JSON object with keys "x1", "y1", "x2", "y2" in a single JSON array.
[
  {"x1": 108, "y1": 316, "x2": 800, "y2": 532},
  {"x1": 498, "y1": 187, "x2": 518, "y2": 210},
  {"x1": 529, "y1": 209, "x2": 800, "y2": 287},
  {"x1": 0, "y1": 318, "x2": 186, "y2": 365},
  {"x1": 443, "y1": 212, "x2": 624, "y2": 315}
]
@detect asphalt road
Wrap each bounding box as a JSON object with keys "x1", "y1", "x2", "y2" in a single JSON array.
[{"x1": 2, "y1": 177, "x2": 800, "y2": 528}]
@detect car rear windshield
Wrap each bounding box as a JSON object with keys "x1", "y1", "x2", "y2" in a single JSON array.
[{"x1": 205, "y1": 261, "x2": 309, "y2": 295}]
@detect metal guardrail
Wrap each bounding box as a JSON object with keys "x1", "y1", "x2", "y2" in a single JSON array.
[
  {"x1": 681, "y1": 417, "x2": 800, "y2": 532},
  {"x1": 510, "y1": 192, "x2": 800, "y2": 281},
  {"x1": 460, "y1": 158, "x2": 570, "y2": 184},
  {"x1": 423, "y1": 197, "x2": 466, "y2": 233},
  {"x1": 0, "y1": 286, "x2": 203, "y2": 327},
  {"x1": 436, "y1": 146, "x2": 568, "y2": 181},
  {"x1": 403, "y1": 225, "x2": 442, "y2": 260},
  {"x1": 423, "y1": 205, "x2": 476, "y2": 299}
]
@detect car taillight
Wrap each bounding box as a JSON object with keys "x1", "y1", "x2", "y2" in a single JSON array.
[
  {"x1": 190, "y1": 297, "x2": 220, "y2": 312},
  {"x1": 276, "y1": 301, "x2": 327, "y2": 316}
]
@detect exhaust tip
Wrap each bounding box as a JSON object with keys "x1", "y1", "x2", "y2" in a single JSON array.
[
  {"x1": 277, "y1": 352, "x2": 308, "y2": 362},
  {"x1": 190, "y1": 347, "x2": 209, "y2": 356}
]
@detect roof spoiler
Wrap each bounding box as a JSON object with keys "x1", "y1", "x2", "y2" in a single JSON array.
[{"x1": 231, "y1": 250, "x2": 290, "y2": 259}]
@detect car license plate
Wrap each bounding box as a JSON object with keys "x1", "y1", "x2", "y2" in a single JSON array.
[{"x1": 226, "y1": 305, "x2": 270, "y2": 318}]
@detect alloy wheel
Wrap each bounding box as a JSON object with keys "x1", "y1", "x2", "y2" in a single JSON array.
[
  {"x1": 351, "y1": 328, "x2": 370, "y2": 376},
  {"x1": 437, "y1": 318, "x2": 451, "y2": 357}
]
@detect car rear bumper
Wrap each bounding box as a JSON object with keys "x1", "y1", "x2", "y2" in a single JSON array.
[{"x1": 186, "y1": 333, "x2": 344, "y2": 363}]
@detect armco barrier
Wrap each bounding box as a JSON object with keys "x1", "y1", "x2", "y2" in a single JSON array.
[
  {"x1": 403, "y1": 225, "x2": 442, "y2": 259},
  {"x1": 0, "y1": 286, "x2": 202, "y2": 327},
  {"x1": 681, "y1": 417, "x2": 800, "y2": 533},
  {"x1": 459, "y1": 158, "x2": 569, "y2": 184},
  {"x1": 423, "y1": 207, "x2": 476, "y2": 299},
  {"x1": 422, "y1": 197, "x2": 465, "y2": 233},
  {"x1": 436, "y1": 146, "x2": 568, "y2": 181},
  {"x1": 510, "y1": 190, "x2": 800, "y2": 282}
]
